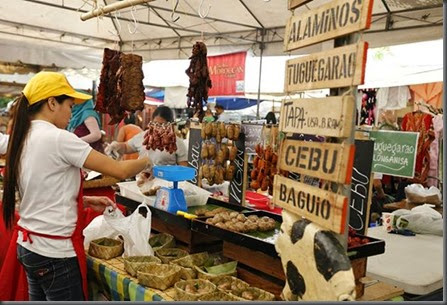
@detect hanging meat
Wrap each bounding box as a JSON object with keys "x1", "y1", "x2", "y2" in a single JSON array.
[
  {"x1": 185, "y1": 42, "x2": 212, "y2": 118},
  {"x1": 142, "y1": 122, "x2": 177, "y2": 154},
  {"x1": 96, "y1": 48, "x2": 145, "y2": 125}
]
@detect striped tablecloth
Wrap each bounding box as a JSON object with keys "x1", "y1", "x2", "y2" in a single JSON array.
[{"x1": 87, "y1": 254, "x2": 176, "y2": 301}]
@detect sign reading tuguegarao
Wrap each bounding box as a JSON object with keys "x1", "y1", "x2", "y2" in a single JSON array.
[
  {"x1": 285, "y1": 42, "x2": 368, "y2": 92},
  {"x1": 273, "y1": 175, "x2": 349, "y2": 234},
  {"x1": 279, "y1": 139, "x2": 355, "y2": 184},
  {"x1": 284, "y1": 0, "x2": 374, "y2": 51},
  {"x1": 279, "y1": 96, "x2": 355, "y2": 138}
]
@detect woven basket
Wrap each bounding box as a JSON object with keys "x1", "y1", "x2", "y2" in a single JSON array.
[
  {"x1": 179, "y1": 266, "x2": 197, "y2": 280},
  {"x1": 83, "y1": 176, "x2": 120, "y2": 189},
  {"x1": 194, "y1": 262, "x2": 237, "y2": 281},
  {"x1": 210, "y1": 276, "x2": 250, "y2": 293},
  {"x1": 170, "y1": 251, "x2": 209, "y2": 269},
  {"x1": 149, "y1": 233, "x2": 176, "y2": 251},
  {"x1": 137, "y1": 263, "x2": 182, "y2": 291},
  {"x1": 123, "y1": 255, "x2": 162, "y2": 277},
  {"x1": 198, "y1": 290, "x2": 239, "y2": 301},
  {"x1": 155, "y1": 248, "x2": 189, "y2": 264},
  {"x1": 174, "y1": 279, "x2": 216, "y2": 301},
  {"x1": 88, "y1": 237, "x2": 123, "y2": 260},
  {"x1": 230, "y1": 287, "x2": 275, "y2": 301}
]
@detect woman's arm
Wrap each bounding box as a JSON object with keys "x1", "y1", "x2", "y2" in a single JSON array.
[
  {"x1": 83, "y1": 149, "x2": 151, "y2": 180},
  {"x1": 80, "y1": 116, "x2": 102, "y2": 143}
]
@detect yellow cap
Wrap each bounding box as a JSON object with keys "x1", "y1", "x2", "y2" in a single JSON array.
[{"x1": 22, "y1": 71, "x2": 92, "y2": 105}]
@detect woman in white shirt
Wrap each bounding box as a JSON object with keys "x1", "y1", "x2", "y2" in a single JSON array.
[{"x1": 0, "y1": 72, "x2": 151, "y2": 301}]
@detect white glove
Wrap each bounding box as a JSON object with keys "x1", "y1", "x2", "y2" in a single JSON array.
[{"x1": 105, "y1": 141, "x2": 122, "y2": 159}]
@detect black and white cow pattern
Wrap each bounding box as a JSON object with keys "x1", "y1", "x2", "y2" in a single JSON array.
[{"x1": 275, "y1": 210, "x2": 356, "y2": 301}]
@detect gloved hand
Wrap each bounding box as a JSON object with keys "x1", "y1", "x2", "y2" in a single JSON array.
[
  {"x1": 136, "y1": 152, "x2": 153, "y2": 187},
  {"x1": 105, "y1": 141, "x2": 122, "y2": 159}
]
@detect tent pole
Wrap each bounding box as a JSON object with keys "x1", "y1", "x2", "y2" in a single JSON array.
[{"x1": 256, "y1": 29, "x2": 265, "y2": 120}]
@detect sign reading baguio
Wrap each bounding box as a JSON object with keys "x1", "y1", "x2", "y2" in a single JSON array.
[
  {"x1": 285, "y1": 42, "x2": 368, "y2": 92},
  {"x1": 284, "y1": 0, "x2": 374, "y2": 51},
  {"x1": 280, "y1": 96, "x2": 355, "y2": 138},
  {"x1": 273, "y1": 175, "x2": 348, "y2": 234},
  {"x1": 369, "y1": 130, "x2": 419, "y2": 178},
  {"x1": 207, "y1": 51, "x2": 247, "y2": 96},
  {"x1": 279, "y1": 139, "x2": 355, "y2": 184}
]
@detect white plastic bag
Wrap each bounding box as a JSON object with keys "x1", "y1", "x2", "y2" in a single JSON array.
[
  {"x1": 393, "y1": 204, "x2": 443, "y2": 236},
  {"x1": 404, "y1": 184, "x2": 442, "y2": 204},
  {"x1": 104, "y1": 203, "x2": 154, "y2": 257},
  {"x1": 82, "y1": 207, "x2": 124, "y2": 249}
]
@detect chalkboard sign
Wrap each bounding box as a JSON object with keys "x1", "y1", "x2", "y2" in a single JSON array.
[
  {"x1": 349, "y1": 139, "x2": 374, "y2": 235},
  {"x1": 229, "y1": 133, "x2": 246, "y2": 205},
  {"x1": 242, "y1": 123, "x2": 263, "y2": 154},
  {"x1": 187, "y1": 125, "x2": 202, "y2": 185}
]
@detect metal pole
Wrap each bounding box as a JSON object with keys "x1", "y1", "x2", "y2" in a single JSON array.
[{"x1": 256, "y1": 29, "x2": 265, "y2": 120}]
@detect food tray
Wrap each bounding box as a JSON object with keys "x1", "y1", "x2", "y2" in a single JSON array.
[
  {"x1": 347, "y1": 233, "x2": 386, "y2": 260},
  {"x1": 153, "y1": 165, "x2": 195, "y2": 182},
  {"x1": 191, "y1": 210, "x2": 281, "y2": 257}
]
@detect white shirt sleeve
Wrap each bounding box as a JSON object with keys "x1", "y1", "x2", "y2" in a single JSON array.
[
  {"x1": 128, "y1": 131, "x2": 145, "y2": 153},
  {"x1": 176, "y1": 137, "x2": 188, "y2": 163},
  {"x1": 0, "y1": 133, "x2": 9, "y2": 154},
  {"x1": 57, "y1": 130, "x2": 93, "y2": 168}
]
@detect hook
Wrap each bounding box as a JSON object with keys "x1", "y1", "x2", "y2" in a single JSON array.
[
  {"x1": 127, "y1": 5, "x2": 138, "y2": 34},
  {"x1": 171, "y1": 0, "x2": 180, "y2": 22},
  {"x1": 113, "y1": 10, "x2": 122, "y2": 32},
  {"x1": 198, "y1": 0, "x2": 211, "y2": 19}
]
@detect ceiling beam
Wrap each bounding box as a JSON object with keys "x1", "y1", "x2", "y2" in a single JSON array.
[
  {"x1": 145, "y1": 3, "x2": 259, "y2": 30},
  {"x1": 238, "y1": 0, "x2": 264, "y2": 29},
  {"x1": 24, "y1": 0, "x2": 208, "y2": 35},
  {"x1": 0, "y1": 18, "x2": 115, "y2": 44}
]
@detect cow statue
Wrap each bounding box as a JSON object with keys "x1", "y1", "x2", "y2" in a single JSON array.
[{"x1": 275, "y1": 210, "x2": 356, "y2": 301}]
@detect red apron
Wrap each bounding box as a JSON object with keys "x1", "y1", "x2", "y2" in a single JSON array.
[{"x1": 0, "y1": 174, "x2": 88, "y2": 301}]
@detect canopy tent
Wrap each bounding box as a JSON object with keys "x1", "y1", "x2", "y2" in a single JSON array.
[{"x1": 0, "y1": 0, "x2": 442, "y2": 69}]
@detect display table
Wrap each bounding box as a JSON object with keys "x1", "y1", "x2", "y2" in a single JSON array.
[
  {"x1": 87, "y1": 254, "x2": 174, "y2": 301},
  {"x1": 366, "y1": 226, "x2": 443, "y2": 295}
]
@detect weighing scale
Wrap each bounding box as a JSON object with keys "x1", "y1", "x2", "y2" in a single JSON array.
[{"x1": 153, "y1": 165, "x2": 195, "y2": 214}]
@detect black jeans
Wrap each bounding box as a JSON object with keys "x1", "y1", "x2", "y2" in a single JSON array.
[{"x1": 17, "y1": 244, "x2": 84, "y2": 301}]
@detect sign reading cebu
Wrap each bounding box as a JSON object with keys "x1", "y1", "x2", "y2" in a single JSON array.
[
  {"x1": 280, "y1": 96, "x2": 354, "y2": 138},
  {"x1": 285, "y1": 42, "x2": 368, "y2": 92},
  {"x1": 273, "y1": 175, "x2": 348, "y2": 234},
  {"x1": 284, "y1": 0, "x2": 373, "y2": 51},
  {"x1": 279, "y1": 139, "x2": 355, "y2": 184}
]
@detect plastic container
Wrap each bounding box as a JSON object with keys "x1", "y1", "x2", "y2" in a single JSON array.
[
  {"x1": 153, "y1": 166, "x2": 195, "y2": 182},
  {"x1": 245, "y1": 191, "x2": 282, "y2": 214}
]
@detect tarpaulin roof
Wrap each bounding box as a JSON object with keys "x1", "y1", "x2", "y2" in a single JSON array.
[{"x1": 0, "y1": 0, "x2": 442, "y2": 69}]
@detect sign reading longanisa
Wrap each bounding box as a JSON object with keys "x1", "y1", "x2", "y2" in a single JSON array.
[{"x1": 369, "y1": 130, "x2": 419, "y2": 178}]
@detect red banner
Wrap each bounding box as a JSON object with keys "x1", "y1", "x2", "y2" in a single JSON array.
[{"x1": 207, "y1": 51, "x2": 247, "y2": 96}]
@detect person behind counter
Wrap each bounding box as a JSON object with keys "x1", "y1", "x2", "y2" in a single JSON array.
[
  {"x1": 214, "y1": 104, "x2": 231, "y2": 122},
  {"x1": 105, "y1": 105, "x2": 188, "y2": 167},
  {"x1": 265, "y1": 111, "x2": 277, "y2": 125},
  {"x1": 115, "y1": 113, "x2": 143, "y2": 160},
  {"x1": 0, "y1": 71, "x2": 151, "y2": 301},
  {"x1": 67, "y1": 97, "x2": 104, "y2": 153}
]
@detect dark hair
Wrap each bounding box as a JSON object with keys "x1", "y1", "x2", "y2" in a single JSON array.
[
  {"x1": 215, "y1": 104, "x2": 224, "y2": 110},
  {"x1": 124, "y1": 113, "x2": 136, "y2": 125},
  {"x1": 2, "y1": 94, "x2": 69, "y2": 229},
  {"x1": 152, "y1": 105, "x2": 174, "y2": 123},
  {"x1": 265, "y1": 112, "x2": 277, "y2": 124}
]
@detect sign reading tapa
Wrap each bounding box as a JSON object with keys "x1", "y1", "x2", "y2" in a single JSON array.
[
  {"x1": 285, "y1": 0, "x2": 374, "y2": 51},
  {"x1": 273, "y1": 175, "x2": 348, "y2": 234},
  {"x1": 280, "y1": 96, "x2": 355, "y2": 138},
  {"x1": 285, "y1": 42, "x2": 368, "y2": 92}
]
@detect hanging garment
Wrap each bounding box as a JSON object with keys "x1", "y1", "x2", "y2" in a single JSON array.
[
  {"x1": 377, "y1": 86, "x2": 411, "y2": 110},
  {"x1": 0, "y1": 174, "x2": 88, "y2": 301},
  {"x1": 401, "y1": 112, "x2": 435, "y2": 185},
  {"x1": 410, "y1": 82, "x2": 443, "y2": 110},
  {"x1": 427, "y1": 114, "x2": 443, "y2": 187}
]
